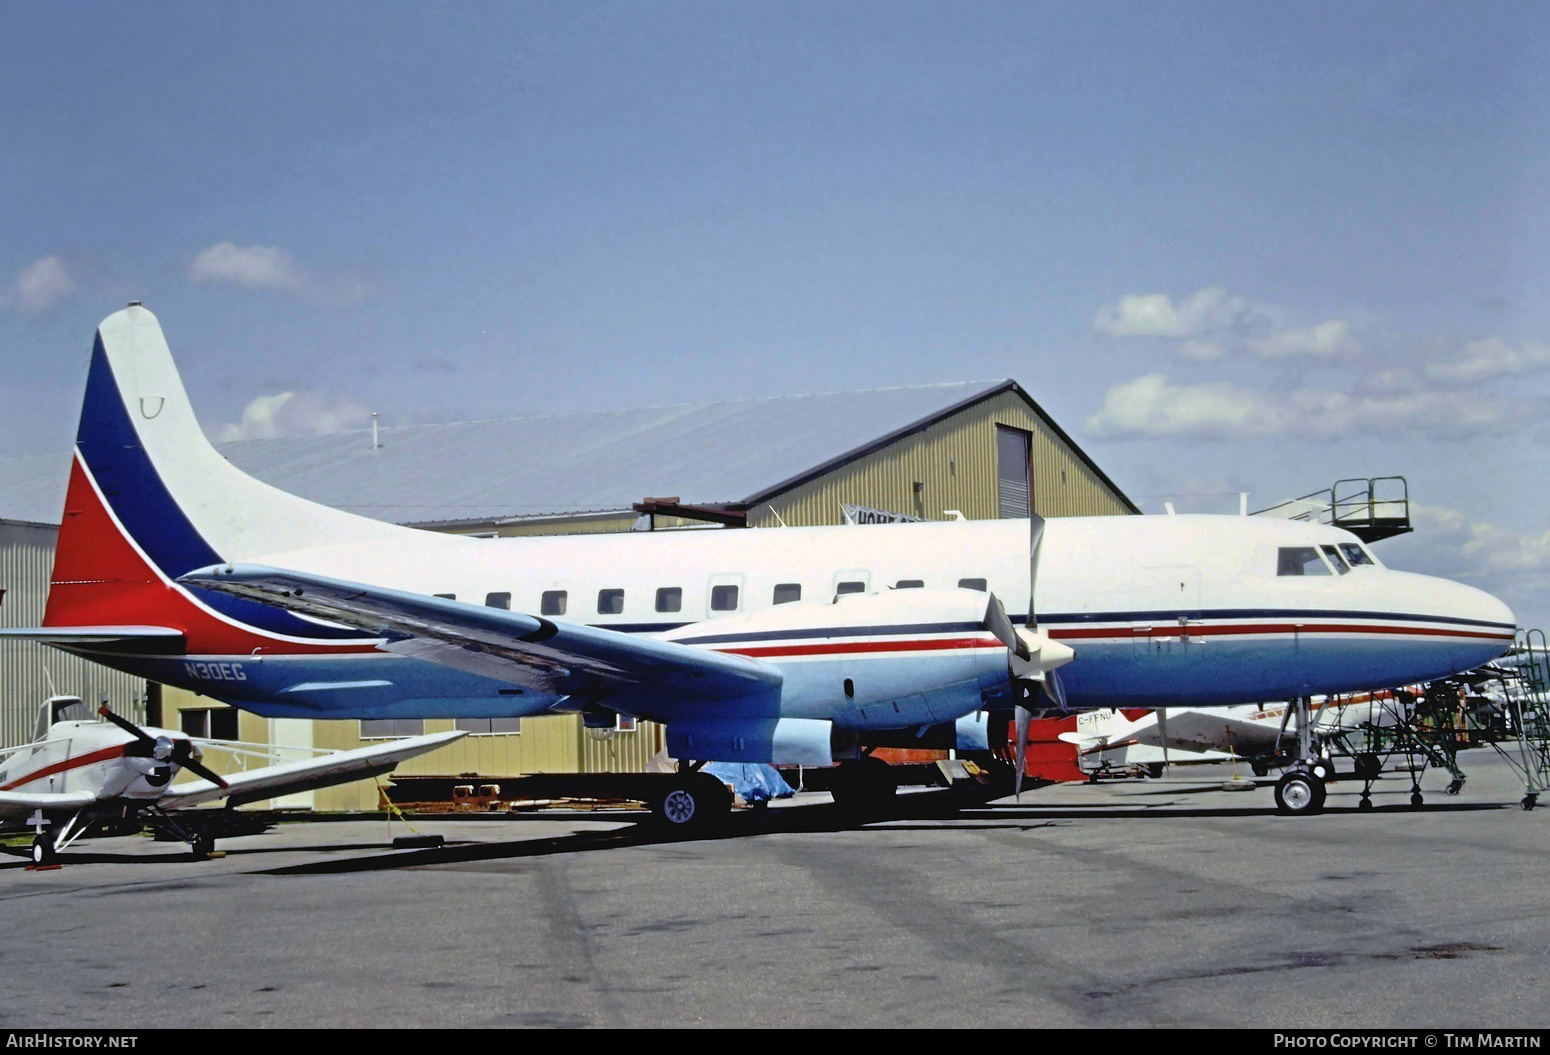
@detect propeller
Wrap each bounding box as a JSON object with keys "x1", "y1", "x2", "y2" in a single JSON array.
[
  {"x1": 99, "y1": 706, "x2": 229, "y2": 789},
  {"x1": 983, "y1": 514, "x2": 1076, "y2": 798}
]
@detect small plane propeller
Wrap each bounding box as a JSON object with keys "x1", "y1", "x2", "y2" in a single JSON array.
[{"x1": 98, "y1": 706, "x2": 229, "y2": 789}]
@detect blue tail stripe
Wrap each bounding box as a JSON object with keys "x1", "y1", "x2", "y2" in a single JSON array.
[{"x1": 76, "y1": 333, "x2": 362, "y2": 642}]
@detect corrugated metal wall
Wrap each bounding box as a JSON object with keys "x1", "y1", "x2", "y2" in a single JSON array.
[
  {"x1": 0, "y1": 521, "x2": 148, "y2": 746},
  {"x1": 748, "y1": 390, "x2": 1132, "y2": 528},
  {"x1": 578, "y1": 719, "x2": 667, "y2": 773}
]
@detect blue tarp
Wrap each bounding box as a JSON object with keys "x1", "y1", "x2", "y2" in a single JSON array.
[{"x1": 703, "y1": 762, "x2": 796, "y2": 804}]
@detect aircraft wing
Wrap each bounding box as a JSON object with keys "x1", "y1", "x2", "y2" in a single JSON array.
[
  {"x1": 0, "y1": 789, "x2": 99, "y2": 821},
  {"x1": 161, "y1": 729, "x2": 469, "y2": 808},
  {"x1": 178, "y1": 563, "x2": 784, "y2": 719}
]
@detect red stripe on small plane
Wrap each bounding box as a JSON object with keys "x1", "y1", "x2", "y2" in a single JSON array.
[
  {"x1": 718, "y1": 635, "x2": 1004, "y2": 659},
  {"x1": 0, "y1": 743, "x2": 128, "y2": 791}
]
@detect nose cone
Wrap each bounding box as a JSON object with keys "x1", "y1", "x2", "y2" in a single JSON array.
[{"x1": 1396, "y1": 571, "x2": 1517, "y2": 669}]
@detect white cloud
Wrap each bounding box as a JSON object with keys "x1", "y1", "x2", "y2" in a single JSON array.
[
  {"x1": 1424, "y1": 338, "x2": 1550, "y2": 384},
  {"x1": 213, "y1": 390, "x2": 372, "y2": 442},
  {"x1": 1094, "y1": 286, "x2": 1361, "y2": 362},
  {"x1": 1086, "y1": 372, "x2": 1535, "y2": 441},
  {"x1": 190, "y1": 243, "x2": 305, "y2": 292},
  {"x1": 1177, "y1": 339, "x2": 1227, "y2": 362},
  {"x1": 6, "y1": 256, "x2": 75, "y2": 315},
  {"x1": 1383, "y1": 506, "x2": 1550, "y2": 626},
  {"x1": 1092, "y1": 287, "x2": 1254, "y2": 338},
  {"x1": 1247, "y1": 319, "x2": 1362, "y2": 359}
]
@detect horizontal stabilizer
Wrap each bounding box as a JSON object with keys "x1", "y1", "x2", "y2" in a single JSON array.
[{"x1": 0, "y1": 626, "x2": 186, "y2": 654}]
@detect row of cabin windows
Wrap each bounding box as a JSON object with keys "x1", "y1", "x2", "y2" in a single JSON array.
[
  {"x1": 359, "y1": 715, "x2": 642, "y2": 738},
  {"x1": 437, "y1": 578, "x2": 991, "y2": 617},
  {"x1": 362, "y1": 717, "x2": 522, "y2": 738}
]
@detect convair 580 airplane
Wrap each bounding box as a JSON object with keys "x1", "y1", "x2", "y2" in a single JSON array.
[{"x1": 4, "y1": 307, "x2": 1517, "y2": 820}]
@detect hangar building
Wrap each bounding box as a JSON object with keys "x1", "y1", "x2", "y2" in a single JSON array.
[{"x1": 0, "y1": 378, "x2": 1136, "y2": 809}]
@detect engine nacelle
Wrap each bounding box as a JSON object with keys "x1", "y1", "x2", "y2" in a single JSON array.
[
  {"x1": 667, "y1": 716, "x2": 833, "y2": 767},
  {"x1": 661, "y1": 587, "x2": 1017, "y2": 734}
]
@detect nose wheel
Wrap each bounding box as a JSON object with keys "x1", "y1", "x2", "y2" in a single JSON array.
[
  {"x1": 30, "y1": 831, "x2": 57, "y2": 865},
  {"x1": 1274, "y1": 768, "x2": 1327, "y2": 815}
]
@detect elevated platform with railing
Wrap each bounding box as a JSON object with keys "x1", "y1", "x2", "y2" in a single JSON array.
[{"x1": 1253, "y1": 476, "x2": 1412, "y2": 543}]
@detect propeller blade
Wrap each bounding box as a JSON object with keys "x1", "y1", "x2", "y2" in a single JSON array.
[
  {"x1": 1040, "y1": 668, "x2": 1069, "y2": 712},
  {"x1": 984, "y1": 594, "x2": 1028, "y2": 659},
  {"x1": 1013, "y1": 699, "x2": 1031, "y2": 800},
  {"x1": 171, "y1": 742, "x2": 229, "y2": 789},
  {"x1": 1026, "y1": 514, "x2": 1046, "y2": 631},
  {"x1": 97, "y1": 705, "x2": 157, "y2": 747}
]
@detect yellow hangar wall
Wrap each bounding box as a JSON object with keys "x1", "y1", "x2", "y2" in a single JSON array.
[
  {"x1": 748, "y1": 387, "x2": 1131, "y2": 528},
  {"x1": 160, "y1": 689, "x2": 666, "y2": 812},
  {"x1": 156, "y1": 386, "x2": 1134, "y2": 812}
]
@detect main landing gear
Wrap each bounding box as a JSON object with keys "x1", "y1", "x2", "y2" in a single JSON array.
[{"x1": 651, "y1": 767, "x2": 733, "y2": 833}]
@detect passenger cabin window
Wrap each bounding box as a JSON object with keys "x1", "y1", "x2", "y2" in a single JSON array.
[
  {"x1": 1340, "y1": 543, "x2": 1377, "y2": 568},
  {"x1": 655, "y1": 587, "x2": 682, "y2": 613},
  {"x1": 485, "y1": 592, "x2": 511, "y2": 609},
  {"x1": 1277, "y1": 547, "x2": 1332, "y2": 576},
  {"x1": 836, "y1": 581, "x2": 866, "y2": 596},
  {"x1": 1320, "y1": 545, "x2": 1350, "y2": 574},
  {"x1": 958, "y1": 578, "x2": 988, "y2": 592},
  {"x1": 598, "y1": 589, "x2": 625, "y2": 615},
  {"x1": 710, "y1": 585, "x2": 740, "y2": 611},
  {"x1": 773, "y1": 583, "x2": 802, "y2": 605},
  {"x1": 895, "y1": 579, "x2": 924, "y2": 589},
  {"x1": 541, "y1": 590, "x2": 567, "y2": 616},
  {"x1": 456, "y1": 717, "x2": 522, "y2": 735}
]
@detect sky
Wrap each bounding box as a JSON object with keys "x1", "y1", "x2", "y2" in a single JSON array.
[{"x1": 4, "y1": 1, "x2": 1550, "y2": 628}]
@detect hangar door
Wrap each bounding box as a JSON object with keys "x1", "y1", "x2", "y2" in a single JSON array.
[{"x1": 996, "y1": 425, "x2": 1032, "y2": 518}]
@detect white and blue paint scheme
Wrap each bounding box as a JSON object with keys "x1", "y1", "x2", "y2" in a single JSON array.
[{"x1": 7, "y1": 306, "x2": 1517, "y2": 773}]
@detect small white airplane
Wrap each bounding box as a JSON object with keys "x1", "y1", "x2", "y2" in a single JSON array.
[
  {"x1": 1060, "y1": 698, "x2": 1391, "y2": 777},
  {"x1": 0, "y1": 306, "x2": 1519, "y2": 821},
  {"x1": 0, "y1": 695, "x2": 463, "y2": 863}
]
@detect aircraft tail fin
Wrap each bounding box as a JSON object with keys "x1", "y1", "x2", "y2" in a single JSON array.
[{"x1": 43, "y1": 306, "x2": 402, "y2": 635}]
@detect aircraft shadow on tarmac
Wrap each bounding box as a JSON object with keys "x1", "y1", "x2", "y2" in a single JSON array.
[
  {"x1": 0, "y1": 790, "x2": 1512, "y2": 875},
  {"x1": 251, "y1": 790, "x2": 1514, "y2": 877}
]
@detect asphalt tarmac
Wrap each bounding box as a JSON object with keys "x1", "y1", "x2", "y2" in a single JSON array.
[{"x1": 1, "y1": 747, "x2": 1545, "y2": 1030}]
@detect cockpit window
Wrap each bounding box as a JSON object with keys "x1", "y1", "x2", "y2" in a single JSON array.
[
  {"x1": 1339, "y1": 543, "x2": 1377, "y2": 568},
  {"x1": 1320, "y1": 545, "x2": 1350, "y2": 574},
  {"x1": 1277, "y1": 546, "x2": 1332, "y2": 576}
]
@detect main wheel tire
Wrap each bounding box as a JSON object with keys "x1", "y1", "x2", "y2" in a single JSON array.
[
  {"x1": 1274, "y1": 770, "x2": 1326, "y2": 815},
  {"x1": 652, "y1": 774, "x2": 731, "y2": 833},
  {"x1": 31, "y1": 832, "x2": 56, "y2": 865}
]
